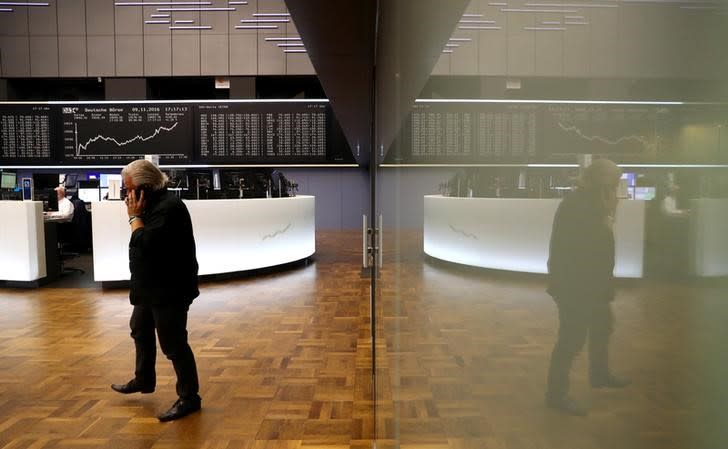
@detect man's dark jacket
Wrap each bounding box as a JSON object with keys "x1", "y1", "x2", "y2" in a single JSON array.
[
  {"x1": 547, "y1": 188, "x2": 615, "y2": 303},
  {"x1": 129, "y1": 189, "x2": 199, "y2": 306}
]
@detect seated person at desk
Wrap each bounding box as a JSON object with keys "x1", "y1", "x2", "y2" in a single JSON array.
[
  {"x1": 660, "y1": 182, "x2": 688, "y2": 218},
  {"x1": 44, "y1": 186, "x2": 75, "y2": 222}
]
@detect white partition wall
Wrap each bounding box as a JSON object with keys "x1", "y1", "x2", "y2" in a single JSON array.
[
  {"x1": 0, "y1": 201, "x2": 47, "y2": 282},
  {"x1": 92, "y1": 196, "x2": 316, "y2": 282},
  {"x1": 424, "y1": 196, "x2": 646, "y2": 278}
]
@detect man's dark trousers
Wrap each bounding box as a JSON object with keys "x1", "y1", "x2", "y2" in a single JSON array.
[{"x1": 130, "y1": 304, "x2": 200, "y2": 399}]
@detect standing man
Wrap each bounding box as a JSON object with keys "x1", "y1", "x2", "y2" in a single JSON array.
[
  {"x1": 545, "y1": 158, "x2": 630, "y2": 416},
  {"x1": 111, "y1": 159, "x2": 202, "y2": 422}
]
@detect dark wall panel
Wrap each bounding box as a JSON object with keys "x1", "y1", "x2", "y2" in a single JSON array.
[{"x1": 59, "y1": 36, "x2": 88, "y2": 77}]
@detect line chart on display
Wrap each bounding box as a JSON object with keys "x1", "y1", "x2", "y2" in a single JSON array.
[{"x1": 61, "y1": 104, "x2": 193, "y2": 163}]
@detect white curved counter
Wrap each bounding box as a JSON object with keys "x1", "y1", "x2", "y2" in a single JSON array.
[
  {"x1": 0, "y1": 201, "x2": 46, "y2": 282},
  {"x1": 690, "y1": 198, "x2": 728, "y2": 277},
  {"x1": 92, "y1": 196, "x2": 315, "y2": 282},
  {"x1": 424, "y1": 195, "x2": 645, "y2": 278}
]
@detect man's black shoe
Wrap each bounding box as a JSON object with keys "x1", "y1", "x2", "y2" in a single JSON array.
[
  {"x1": 158, "y1": 397, "x2": 201, "y2": 422},
  {"x1": 591, "y1": 375, "x2": 632, "y2": 389},
  {"x1": 110, "y1": 379, "x2": 154, "y2": 395},
  {"x1": 545, "y1": 395, "x2": 588, "y2": 417}
]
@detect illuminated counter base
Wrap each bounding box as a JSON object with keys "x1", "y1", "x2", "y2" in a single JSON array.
[
  {"x1": 690, "y1": 199, "x2": 728, "y2": 277},
  {"x1": 0, "y1": 201, "x2": 47, "y2": 282},
  {"x1": 92, "y1": 196, "x2": 315, "y2": 282},
  {"x1": 424, "y1": 195, "x2": 645, "y2": 278}
]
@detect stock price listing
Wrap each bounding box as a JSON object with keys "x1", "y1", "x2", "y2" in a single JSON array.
[
  {"x1": 0, "y1": 105, "x2": 54, "y2": 163},
  {"x1": 197, "y1": 102, "x2": 328, "y2": 162}
]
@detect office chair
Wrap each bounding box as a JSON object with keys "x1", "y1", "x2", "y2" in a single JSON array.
[{"x1": 56, "y1": 197, "x2": 91, "y2": 276}]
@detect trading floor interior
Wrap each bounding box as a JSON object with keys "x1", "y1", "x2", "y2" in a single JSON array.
[
  {"x1": 2, "y1": 1, "x2": 728, "y2": 449},
  {"x1": 2, "y1": 232, "x2": 728, "y2": 449}
]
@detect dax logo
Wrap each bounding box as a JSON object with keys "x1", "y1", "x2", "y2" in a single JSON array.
[{"x1": 62, "y1": 107, "x2": 78, "y2": 114}]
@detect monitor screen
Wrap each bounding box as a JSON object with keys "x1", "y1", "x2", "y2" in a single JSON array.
[
  {"x1": 78, "y1": 180, "x2": 100, "y2": 189},
  {"x1": 101, "y1": 174, "x2": 121, "y2": 188},
  {"x1": 33, "y1": 173, "x2": 61, "y2": 190},
  {"x1": 63, "y1": 174, "x2": 78, "y2": 188},
  {"x1": 78, "y1": 188, "x2": 101, "y2": 203},
  {"x1": 1, "y1": 172, "x2": 17, "y2": 189},
  {"x1": 634, "y1": 187, "x2": 656, "y2": 200}
]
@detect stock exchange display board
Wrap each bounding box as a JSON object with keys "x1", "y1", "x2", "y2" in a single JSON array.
[
  {"x1": 61, "y1": 103, "x2": 193, "y2": 164},
  {"x1": 196, "y1": 102, "x2": 330, "y2": 163},
  {"x1": 0, "y1": 104, "x2": 55, "y2": 164},
  {"x1": 385, "y1": 101, "x2": 728, "y2": 164}
]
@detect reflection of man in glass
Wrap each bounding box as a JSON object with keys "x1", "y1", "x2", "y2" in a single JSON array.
[{"x1": 545, "y1": 159, "x2": 631, "y2": 416}]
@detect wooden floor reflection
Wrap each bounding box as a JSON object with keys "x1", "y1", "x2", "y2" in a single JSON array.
[
  {"x1": 376, "y1": 232, "x2": 728, "y2": 449},
  {"x1": 0, "y1": 231, "x2": 726, "y2": 449}
]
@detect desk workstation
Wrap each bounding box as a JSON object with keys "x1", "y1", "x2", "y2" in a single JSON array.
[
  {"x1": 424, "y1": 195, "x2": 647, "y2": 278},
  {"x1": 0, "y1": 201, "x2": 48, "y2": 284},
  {"x1": 92, "y1": 196, "x2": 316, "y2": 282}
]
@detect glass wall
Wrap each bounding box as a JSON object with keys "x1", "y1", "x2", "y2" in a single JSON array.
[{"x1": 373, "y1": 1, "x2": 728, "y2": 448}]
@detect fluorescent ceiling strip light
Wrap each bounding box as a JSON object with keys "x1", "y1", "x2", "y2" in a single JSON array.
[
  {"x1": 525, "y1": 26, "x2": 566, "y2": 30},
  {"x1": 10, "y1": 99, "x2": 327, "y2": 104},
  {"x1": 283, "y1": 49, "x2": 307, "y2": 53},
  {"x1": 623, "y1": 0, "x2": 698, "y2": 3},
  {"x1": 565, "y1": 15, "x2": 584, "y2": 18},
  {"x1": 228, "y1": 1, "x2": 248, "y2": 4},
  {"x1": 145, "y1": 19, "x2": 170, "y2": 23},
  {"x1": 236, "y1": 25, "x2": 277, "y2": 29},
  {"x1": 1, "y1": 164, "x2": 358, "y2": 169},
  {"x1": 489, "y1": 2, "x2": 508, "y2": 5},
  {"x1": 680, "y1": 5, "x2": 716, "y2": 9},
  {"x1": 170, "y1": 25, "x2": 211, "y2": 29},
  {"x1": 459, "y1": 19, "x2": 496, "y2": 23},
  {"x1": 502, "y1": 8, "x2": 578, "y2": 12},
  {"x1": 542, "y1": 21, "x2": 562, "y2": 24},
  {"x1": 240, "y1": 18, "x2": 289, "y2": 22},
  {"x1": 379, "y1": 164, "x2": 578, "y2": 168},
  {"x1": 621, "y1": 164, "x2": 728, "y2": 168},
  {"x1": 445, "y1": 43, "x2": 460, "y2": 47},
  {"x1": 116, "y1": 2, "x2": 210, "y2": 5},
  {"x1": 265, "y1": 37, "x2": 301, "y2": 41},
  {"x1": 0, "y1": 2, "x2": 48, "y2": 5},
  {"x1": 525, "y1": 2, "x2": 619, "y2": 7},
  {"x1": 462, "y1": 13, "x2": 483, "y2": 17},
  {"x1": 565, "y1": 21, "x2": 589, "y2": 24},
  {"x1": 415, "y1": 99, "x2": 685, "y2": 105},
  {"x1": 157, "y1": 7, "x2": 234, "y2": 11},
  {"x1": 253, "y1": 12, "x2": 290, "y2": 16},
  {"x1": 458, "y1": 25, "x2": 502, "y2": 29},
  {"x1": 277, "y1": 43, "x2": 304, "y2": 47},
  {"x1": 150, "y1": 13, "x2": 170, "y2": 17},
  {"x1": 0, "y1": 7, "x2": 12, "y2": 10},
  {"x1": 442, "y1": 50, "x2": 454, "y2": 53},
  {"x1": 175, "y1": 20, "x2": 194, "y2": 23},
  {"x1": 449, "y1": 38, "x2": 473, "y2": 41}
]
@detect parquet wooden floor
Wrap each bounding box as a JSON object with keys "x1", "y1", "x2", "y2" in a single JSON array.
[
  {"x1": 1, "y1": 230, "x2": 726, "y2": 449},
  {"x1": 0, "y1": 231, "x2": 374, "y2": 449}
]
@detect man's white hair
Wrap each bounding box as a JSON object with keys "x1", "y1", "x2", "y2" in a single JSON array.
[{"x1": 121, "y1": 159, "x2": 169, "y2": 191}]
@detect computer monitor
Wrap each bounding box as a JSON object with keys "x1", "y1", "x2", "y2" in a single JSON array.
[
  {"x1": 634, "y1": 187, "x2": 656, "y2": 200},
  {"x1": 101, "y1": 174, "x2": 121, "y2": 189},
  {"x1": 1, "y1": 172, "x2": 17, "y2": 189},
  {"x1": 63, "y1": 174, "x2": 78, "y2": 189},
  {"x1": 78, "y1": 180, "x2": 100, "y2": 189},
  {"x1": 78, "y1": 188, "x2": 101, "y2": 203},
  {"x1": 33, "y1": 173, "x2": 61, "y2": 190},
  {"x1": 36, "y1": 189, "x2": 58, "y2": 212}
]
